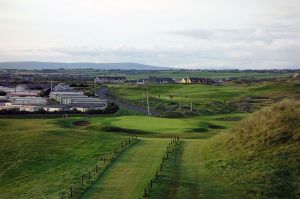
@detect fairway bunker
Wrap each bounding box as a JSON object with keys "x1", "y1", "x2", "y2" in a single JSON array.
[
  {"x1": 216, "y1": 117, "x2": 242, "y2": 121},
  {"x1": 186, "y1": 127, "x2": 209, "y2": 133},
  {"x1": 207, "y1": 123, "x2": 226, "y2": 129},
  {"x1": 101, "y1": 126, "x2": 150, "y2": 135},
  {"x1": 72, "y1": 120, "x2": 91, "y2": 126}
]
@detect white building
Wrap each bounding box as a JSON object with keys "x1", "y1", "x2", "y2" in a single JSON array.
[
  {"x1": 50, "y1": 92, "x2": 84, "y2": 103},
  {"x1": 0, "y1": 102, "x2": 41, "y2": 112},
  {"x1": 42, "y1": 105, "x2": 66, "y2": 112},
  {"x1": 8, "y1": 97, "x2": 47, "y2": 105}
]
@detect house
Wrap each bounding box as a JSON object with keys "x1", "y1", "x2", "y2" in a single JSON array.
[
  {"x1": 136, "y1": 79, "x2": 147, "y2": 85},
  {"x1": 292, "y1": 73, "x2": 299, "y2": 78},
  {"x1": 149, "y1": 76, "x2": 175, "y2": 84},
  {"x1": 179, "y1": 77, "x2": 214, "y2": 84},
  {"x1": 94, "y1": 76, "x2": 126, "y2": 84}
]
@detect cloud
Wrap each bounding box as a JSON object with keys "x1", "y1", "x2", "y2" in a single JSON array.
[
  {"x1": 0, "y1": 1, "x2": 299, "y2": 69},
  {"x1": 171, "y1": 15, "x2": 300, "y2": 44}
]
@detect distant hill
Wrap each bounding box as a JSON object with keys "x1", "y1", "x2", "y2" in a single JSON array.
[
  {"x1": 205, "y1": 99, "x2": 300, "y2": 198},
  {"x1": 0, "y1": 62, "x2": 170, "y2": 70}
]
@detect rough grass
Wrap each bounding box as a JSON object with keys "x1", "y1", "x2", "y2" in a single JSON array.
[{"x1": 203, "y1": 99, "x2": 300, "y2": 198}]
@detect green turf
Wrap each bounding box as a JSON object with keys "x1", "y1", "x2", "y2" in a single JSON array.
[{"x1": 81, "y1": 138, "x2": 169, "y2": 199}]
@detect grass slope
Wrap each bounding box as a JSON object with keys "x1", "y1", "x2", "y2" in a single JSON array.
[
  {"x1": 0, "y1": 118, "x2": 124, "y2": 199},
  {"x1": 81, "y1": 138, "x2": 169, "y2": 199},
  {"x1": 202, "y1": 100, "x2": 300, "y2": 198}
]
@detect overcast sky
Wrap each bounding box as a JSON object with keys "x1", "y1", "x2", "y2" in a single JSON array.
[{"x1": 0, "y1": 0, "x2": 299, "y2": 69}]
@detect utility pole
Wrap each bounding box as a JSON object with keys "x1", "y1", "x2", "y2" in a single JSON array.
[
  {"x1": 179, "y1": 95, "x2": 182, "y2": 112},
  {"x1": 146, "y1": 91, "x2": 150, "y2": 116},
  {"x1": 142, "y1": 92, "x2": 144, "y2": 107},
  {"x1": 50, "y1": 80, "x2": 53, "y2": 92},
  {"x1": 190, "y1": 100, "x2": 193, "y2": 112},
  {"x1": 94, "y1": 82, "x2": 96, "y2": 96},
  {"x1": 14, "y1": 78, "x2": 17, "y2": 93}
]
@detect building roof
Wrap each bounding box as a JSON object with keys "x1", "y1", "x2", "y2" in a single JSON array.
[
  {"x1": 149, "y1": 76, "x2": 175, "y2": 83},
  {"x1": 7, "y1": 92, "x2": 38, "y2": 97},
  {"x1": 96, "y1": 76, "x2": 126, "y2": 80},
  {"x1": 68, "y1": 103, "x2": 107, "y2": 108},
  {"x1": 53, "y1": 83, "x2": 73, "y2": 92}
]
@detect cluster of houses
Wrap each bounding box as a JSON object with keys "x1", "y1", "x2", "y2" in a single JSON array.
[
  {"x1": 0, "y1": 83, "x2": 107, "y2": 113},
  {"x1": 0, "y1": 84, "x2": 47, "y2": 112},
  {"x1": 94, "y1": 75, "x2": 220, "y2": 84}
]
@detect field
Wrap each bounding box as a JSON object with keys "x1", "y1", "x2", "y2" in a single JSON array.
[
  {"x1": 1, "y1": 77, "x2": 299, "y2": 199},
  {"x1": 108, "y1": 78, "x2": 300, "y2": 113}
]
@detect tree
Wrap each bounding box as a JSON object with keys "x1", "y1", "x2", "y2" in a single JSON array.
[{"x1": 0, "y1": 91, "x2": 7, "y2": 96}]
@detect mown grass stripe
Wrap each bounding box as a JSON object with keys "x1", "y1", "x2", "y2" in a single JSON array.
[{"x1": 80, "y1": 138, "x2": 169, "y2": 199}]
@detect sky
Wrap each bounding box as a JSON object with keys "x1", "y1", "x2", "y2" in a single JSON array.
[{"x1": 0, "y1": 0, "x2": 299, "y2": 69}]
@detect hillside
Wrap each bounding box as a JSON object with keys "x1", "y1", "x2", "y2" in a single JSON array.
[
  {"x1": 204, "y1": 100, "x2": 300, "y2": 198},
  {"x1": 0, "y1": 61, "x2": 170, "y2": 70}
]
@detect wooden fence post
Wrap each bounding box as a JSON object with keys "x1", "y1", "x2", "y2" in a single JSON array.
[{"x1": 70, "y1": 187, "x2": 73, "y2": 197}]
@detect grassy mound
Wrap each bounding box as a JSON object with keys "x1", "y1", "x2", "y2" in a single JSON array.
[
  {"x1": 205, "y1": 99, "x2": 300, "y2": 198},
  {"x1": 161, "y1": 111, "x2": 185, "y2": 118}
]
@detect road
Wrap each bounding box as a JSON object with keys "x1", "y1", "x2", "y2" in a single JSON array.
[{"x1": 96, "y1": 87, "x2": 160, "y2": 116}]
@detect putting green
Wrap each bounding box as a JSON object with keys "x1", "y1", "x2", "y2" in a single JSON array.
[{"x1": 81, "y1": 138, "x2": 169, "y2": 199}]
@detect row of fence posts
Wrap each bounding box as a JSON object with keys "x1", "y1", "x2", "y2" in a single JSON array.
[
  {"x1": 143, "y1": 136, "x2": 180, "y2": 198},
  {"x1": 60, "y1": 135, "x2": 138, "y2": 199}
]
